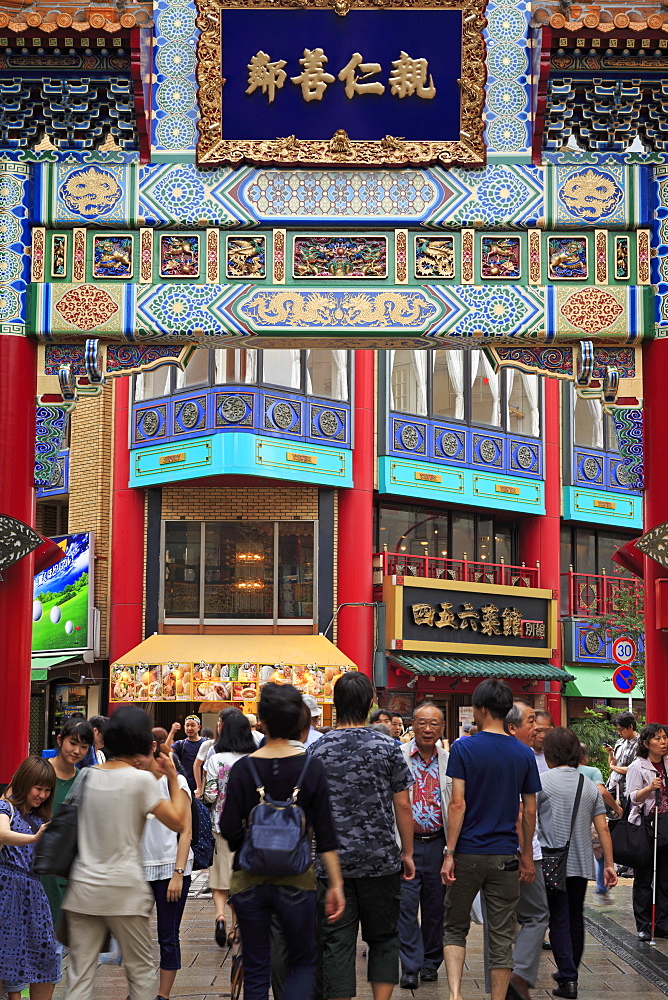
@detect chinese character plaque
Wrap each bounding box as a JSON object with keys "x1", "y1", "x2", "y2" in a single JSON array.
[{"x1": 195, "y1": 0, "x2": 487, "y2": 167}]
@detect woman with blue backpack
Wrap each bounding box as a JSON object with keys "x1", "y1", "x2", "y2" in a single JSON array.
[
  {"x1": 220, "y1": 683, "x2": 345, "y2": 1000},
  {"x1": 203, "y1": 709, "x2": 256, "y2": 947}
]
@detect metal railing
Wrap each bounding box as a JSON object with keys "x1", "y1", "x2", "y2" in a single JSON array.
[
  {"x1": 373, "y1": 550, "x2": 540, "y2": 588},
  {"x1": 561, "y1": 569, "x2": 642, "y2": 617}
]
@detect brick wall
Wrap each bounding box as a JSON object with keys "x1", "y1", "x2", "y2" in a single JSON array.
[
  {"x1": 161, "y1": 482, "x2": 320, "y2": 521},
  {"x1": 67, "y1": 383, "x2": 114, "y2": 656}
]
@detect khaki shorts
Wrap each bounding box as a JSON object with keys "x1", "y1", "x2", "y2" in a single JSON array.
[
  {"x1": 443, "y1": 853, "x2": 520, "y2": 969},
  {"x1": 209, "y1": 830, "x2": 235, "y2": 890}
]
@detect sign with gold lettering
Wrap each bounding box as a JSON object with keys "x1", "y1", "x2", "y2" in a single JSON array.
[
  {"x1": 383, "y1": 575, "x2": 556, "y2": 658},
  {"x1": 195, "y1": 1, "x2": 486, "y2": 167}
]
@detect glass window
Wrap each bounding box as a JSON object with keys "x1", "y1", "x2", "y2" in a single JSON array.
[
  {"x1": 306, "y1": 350, "x2": 348, "y2": 401},
  {"x1": 213, "y1": 349, "x2": 257, "y2": 385},
  {"x1": 606, "y1": 414, "x2": 619, "y2": 452},
  {"x1": 390, "y1": 351, "x2": 428, "y2": 415},
  {"x1": 176, "y1": 347, "x2": 211, "y2": 390},
  {"x1": 494, "y1": 526, "x2": 513, "y2": 565},
  {"x1": 573, "y1": 392, "x2": 604, "y2": 449},
  {"x1": 433, "y1": 350, "x2": 464, "y2": 420},
  {"x1": 470, "y1": 351, "x2": 501, "y2": 427},
  {"x1": 451, "y1": 513, "x2": 475, "y2": 560},
  {"x1": 262, "y1": 350, "x2": 302, "y2": 389},
  {"x1": 203, "y1": 522, "x2": 274, "y2": 620},
  {"x1": 575, "y1": 529, "x2": 596, "y2": 575},
  {"x1": 478, "y1": 519, "x2": 494, "y2": 563},
  {"x1": 164, "y1": 522, "x2": 201, "y2": 618},
  {"x1": 507, "y1": 371, "x2": 539, "y2": 437},
  {"x1": 278, "y1": 522, "x2": 314, "y2": 618},
  {"x1": 598, "y1": 532, "x2": 626, "y2": 574},
  {"x1": 134, "y1": 366, "x2": 171, "y2": 401}
]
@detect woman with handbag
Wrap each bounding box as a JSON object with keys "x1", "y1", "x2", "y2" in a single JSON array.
[
  {"x1": 537, "y1": 728, "x2": 617, "y2": 1000},
  {"x1": 220, "y1": 683, "x2": 345, "y2": 1000},
  {"x1": 0, "y1": 756, "x2": 57, "y2": 1000},
  {"x1": 62, "y1": 705, "x2": 188, "y2": 1000},
  {"x1": 202, "y1": 708, "x2": 256, "y2": 948},
  {"x1": 139, "y1": 738, "x2": 194, "y2": 1000},
  {"x1": 625, "y1": 723, "x2": 668, "y2": 940}
]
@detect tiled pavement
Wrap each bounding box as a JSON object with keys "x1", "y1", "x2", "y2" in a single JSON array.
[{"x1": 49, "y1": 875, "x2": 667, "y2": 1000}]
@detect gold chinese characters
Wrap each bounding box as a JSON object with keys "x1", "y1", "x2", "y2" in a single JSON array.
[
  {"x1": 410, "y1": 602, "x2": 546, "y2": 640},
  {"x1": 244, "y1": 48, "x2": 438, "y2": 102}
]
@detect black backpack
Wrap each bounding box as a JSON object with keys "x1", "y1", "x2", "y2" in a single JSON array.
[{"x1": 238, "y1": 755, "x2": 312, "y2": 878}]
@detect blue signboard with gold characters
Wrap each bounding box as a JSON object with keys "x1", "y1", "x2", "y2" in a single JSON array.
[{"x1": 195, "y1": 0, "x2": 487, "y2": 168}]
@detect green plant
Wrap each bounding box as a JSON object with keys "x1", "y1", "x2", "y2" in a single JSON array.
[
  {"x1": 570, "y1": 709, "x2": 616, "y2": 781},
  {"x1": 586, "y1": 573, "x2": 644, "y2": 694}
]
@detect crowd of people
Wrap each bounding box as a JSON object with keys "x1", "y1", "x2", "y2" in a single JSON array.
[{"x1": 0, "y1": 681, "x2": 660, "y2": 1000}]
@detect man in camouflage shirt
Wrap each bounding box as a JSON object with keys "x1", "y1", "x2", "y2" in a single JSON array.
[{"x1": 310, "y1": 672, "x2": 415, "y2": 1000}]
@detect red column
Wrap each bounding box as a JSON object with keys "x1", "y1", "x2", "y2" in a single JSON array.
[
  {"x1": 337, "y1": 350, "x2": 375, "y2": 676},
  {"x1": 0, "y1": 336, "x2": 37, "y2": 781},
  {"x1": 108, "y1": 377, "x2": 145, "y2": 666},
  {"x1": 520, "y1": 376, "x2": 562, "y2": 725},
  {"x1": 642, "y1": 338, "x2": 668, "y2": 722}
]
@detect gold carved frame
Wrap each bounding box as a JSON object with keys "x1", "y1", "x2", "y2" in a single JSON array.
[{"x1": 195, "y1": 0, "x2": 487, "y2": 168}]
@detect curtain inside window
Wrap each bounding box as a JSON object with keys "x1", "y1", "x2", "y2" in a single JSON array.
[
  {"x1": 481, "y1": 353, "x2": 500, "y2": 425},
  {"x1": 135, "y1": 366, "x2": 171, "y2": 401},
  {"x1": 588, "y1": 398, "x2": 604, "y2": 448},
  {"x1": 445, "y1": 350, "x2": 465, "y2": 420},
  {"x1": 332, "y1": 350, "x2": 348, "y2": 401},
  {"x1": 388, "y1": 349, "x2": 396, "y2": 409},
  {"x1": 521, "y1": 372, "x2": 540, "y2": 437},
  {"x1": 410, "y1": 350, "x2": 428, "y2": 415}
]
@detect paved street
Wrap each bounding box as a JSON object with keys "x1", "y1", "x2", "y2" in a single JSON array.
[{"x1": 42, "y1": 875, "x2": 668, "y2": 1000}]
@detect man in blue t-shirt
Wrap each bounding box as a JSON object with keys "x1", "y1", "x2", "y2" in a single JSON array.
[{"x1": 441, "y1": 680, "x2": 541, "y2": 1000}]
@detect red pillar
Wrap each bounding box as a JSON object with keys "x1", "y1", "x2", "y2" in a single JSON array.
[
  {"x1": 519, "y1": 376, "x2": 563, "y2": 725},
  {"x1": 108, "y1": 377, "x2": 145, "y2": 666},
  {"x1": 0, "y1": 336, "x2": 37, "y2": 781},
  {"x1": 642, "y1": 338, "x2": 668, "y2": 722},
  {"x1": 337, "y1": 350, "x2": 375, "y2": 676}
]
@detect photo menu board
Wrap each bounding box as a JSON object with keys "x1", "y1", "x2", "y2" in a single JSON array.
[{"x1": 110, "y1": 661, "x2": 354, "y2": 705}]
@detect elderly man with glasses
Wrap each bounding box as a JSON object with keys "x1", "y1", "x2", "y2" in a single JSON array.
[{"x1": 398, "y1": 701, "x2": 451, "y2": 990}]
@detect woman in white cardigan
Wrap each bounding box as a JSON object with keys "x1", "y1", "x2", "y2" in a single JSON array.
[{"x1": 625, "y1": 723, "x2": 668, "y2": 940}]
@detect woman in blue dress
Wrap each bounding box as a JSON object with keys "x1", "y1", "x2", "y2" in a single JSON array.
[{"x1": 0, "y1": 756, "x2": 58, "y2": 1000}]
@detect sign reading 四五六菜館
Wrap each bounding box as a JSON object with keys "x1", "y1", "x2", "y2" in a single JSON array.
[{"x1": 196, "y1": 2, "x2": 486, "y2": 168}]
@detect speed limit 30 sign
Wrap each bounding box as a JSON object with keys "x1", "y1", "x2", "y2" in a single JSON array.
[{"x1": 612, "y1": 636, "x2": 637, "y2": 667}]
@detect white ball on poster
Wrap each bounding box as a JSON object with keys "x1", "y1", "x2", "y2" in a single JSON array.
[
  {"x1": 64, "y1": 621, "x2": 74, "y2": 635},
  {"x1": 32, "y1": 601, "x2": 43, "y2": 621},
  {"x1": 50, "y1": 606, "x2": 61, "y2": 624}
]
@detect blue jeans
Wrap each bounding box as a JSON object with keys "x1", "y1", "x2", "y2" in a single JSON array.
[
  {"x1": 149, "y1": 875, "x2": 191, "y2": 970},
  {"x1": 595, "y1": 856, "x2": 607, "y2": 894},
  {"x1": 233, "y1": 883, "x2": 317, "y2": 1000}
]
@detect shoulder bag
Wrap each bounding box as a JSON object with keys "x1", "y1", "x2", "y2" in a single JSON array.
[
  {"x1": 541, "y1": 773, "x2": 584, "y2": 894},
  {"x1": 32, "y1": 768, "x2": 90, "y2": 878},
  {"x1": 238, "y1": 754, "x2": 312, "y2": 878},
  {"x1": 610, "y1": 796, "x2": 653, "y2": 868}
]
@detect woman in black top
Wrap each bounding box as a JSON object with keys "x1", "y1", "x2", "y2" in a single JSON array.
[{"x1": 221, "y1": 683, "x2": 344, "y2": 1000}]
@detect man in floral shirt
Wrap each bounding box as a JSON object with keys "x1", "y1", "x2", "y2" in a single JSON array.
[{"x1": 398, "y1": 701, "x2": 451, "y2": 990}]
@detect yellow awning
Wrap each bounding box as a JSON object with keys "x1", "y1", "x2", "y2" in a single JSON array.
[{"x1": 112, "y1": 633, "x2": 356, "y2": 668}]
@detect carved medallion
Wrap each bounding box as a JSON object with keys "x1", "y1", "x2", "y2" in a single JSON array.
[
  {"x1": 220, "y1": 395, "x2": 247, "y2": 422},
  {"x1": 440, "y1": 431, "x2": 460, "y2": 457},
  {"x1": 584, "y1": 630, "x2": 600, "y2": 655},
  {"x1": 179, "y1": 401, "x2": 201, "y2": 428},
  {"x1": 319, "y1": 409, "x2": 339, "y2": 436},
  {"x1": 400, "y1": 424, "x2": 420, "y2": 450},
  {"x1": 273, "y1": 401, "x2": 295, "y2": 429},
  {"x1": 582, "y1": 456, "x2": 602, "y2": 480},
  {"x1": 515, "y1": 445, "x2": 534, "y2": 469},
  {"x1": 479, "y1": 438, "x2": 497, "y2": 463},
  {"x1": 142, "y1": 410, "x2": 160, "y2": 436}
]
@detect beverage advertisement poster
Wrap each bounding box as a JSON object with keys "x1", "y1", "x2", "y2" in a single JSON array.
[{"x1": 32, "y1": 532, "x2": 94, "y2": 654}]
